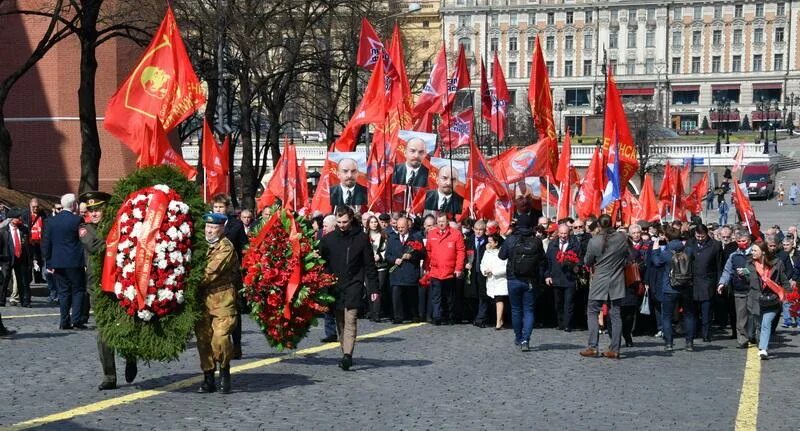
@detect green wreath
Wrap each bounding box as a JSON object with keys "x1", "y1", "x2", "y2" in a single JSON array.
[{"x1": 90, "y1": 165, "x2": 207, "y2": 361}]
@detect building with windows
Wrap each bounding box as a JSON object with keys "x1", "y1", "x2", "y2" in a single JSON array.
[{"x1": 441, "y1": 1, "x2": 800, "y2": 136}]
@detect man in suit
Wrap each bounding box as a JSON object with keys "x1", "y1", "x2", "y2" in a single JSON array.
[
  {"x1": 42, "y1": 193, "x2": 87, "y2": 329},
  {"x1": 21, "y1": 198, "x2": 47, "y2": 284},
  {"x1": 544, "y1": 224, "x2": 583, "y2": 332},
  {"x1": 211, "y1": 193, "x2": 248, "y2": 360},
  {"x1": 0, "y1": 208, "x2": 32, "y2": 308},
  {"x1": 330, "y1": 158, "x2": 368, "y2": 210},
  {"x1": 466, "y1": 220, "x2": 489, "y2": 327},
  {"x1": 385, "y1": 216, "x2": 425, "y2": 323},
  {"x1": 392, "y1": 137, "x2": 430, "y2": 187},
  {"x1": 424, "y1": 166, "x2": 464, "y2": 215},
  {"x1": 78, "y1": 191, "x2": 138, "y2": 390}
]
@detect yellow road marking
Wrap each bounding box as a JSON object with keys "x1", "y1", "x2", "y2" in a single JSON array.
[
  {"x1": 734, "y1": 346, "x2": 761, "y2": 431},
  {"x1": 3, "y1": 313, "x2": 61, "y2": 319},
  {"x1": 2, "y1": 322, "x2": 425, "y2": 431}
]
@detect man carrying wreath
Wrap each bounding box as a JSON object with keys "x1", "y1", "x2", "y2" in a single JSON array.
[{"x1": 196, "y1": 212, "x2": 239, "y2": 394}]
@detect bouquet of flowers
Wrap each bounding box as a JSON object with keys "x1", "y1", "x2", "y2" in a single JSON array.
[
  {"x1": 556, "y1": 249, "x2": 581, "y2": 274},
  {"x1": 389, "y1": 240, "x2": 424, "y2": 273},
  {"x1": 91, "y1": 166, "x2": 206, "y2": 362},
  {"x1": 241, "y1": 209, "x2": 336, "y2": 350}
]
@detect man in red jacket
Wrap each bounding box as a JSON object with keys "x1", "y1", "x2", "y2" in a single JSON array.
[{"x1": 425, "y1": 213, "x2": 466, "y2": 325}]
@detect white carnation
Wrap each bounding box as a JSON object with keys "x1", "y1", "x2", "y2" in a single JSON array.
[
  {"x1": 157, "y1": 288, "x2": 174, "y2": 302},
  {"x1": 178, "y1": 203, "x2": 190, "y2": 214},
  {"x1": 131, "y1": 195, "x2": 147, "y2": 204},
  {"x1": 168, "y1": 214, "x2": 177, "y2": 222},
  {"x1": 156, "y1": 258, "x2": 168, "y2": 270},
  {"x1": 184, "y1": 249, "x2": 192, "y2": 262},
  {"x1": 165, "y1": 275, "x2": 176, "y2": 286},
  {"x1": 168, "y1": 201, "x2": 182, "y2": 212},
  {"x1": 153, "y1": 184, "x2": 170, "y2": 193},
  {"x1": 169, "y1": 251, "x2": 183, "y2": 264},
  {"x1": 179, "y1": 222, "x2": 191, "y2": 235},
  {"x1": 123, "y1": 285, "x2": 136, "y2": 300},
  {"x1": 167, "y1": 241, "x2": 177, "y2": 251},
  {"x1": 132, "y1": 207, "x2": 144, "y2": 220},
  {"x1": 137, "y1": 310, "x2": 154, "y2": 321},
  {"x1": 114, "y1": 282, "x2": 123, "y2": 296},
  {"x1": 119, "y1": 213, "x2": 130, "y2": 223},
  {"x1": 175, "y1": 290, "x2": 185, "y2": 304},
  {"x1": 122, "y1": 262, "x2": 135, "y2": 277},
  {"x1": 131, "y1": 222, "x2": 143, "y2": 238},
  {"x1": 128, "y1": 249, "x2": 137, "y2": 260},
  {"x1": 116, "y1": 253, "x2": 126, "y2": 267},
  {"x1": 166, "y1": 226, "x2": 179, "y2": 240},
  {"x1": 145, "y1": 294, "x2": 155, "y2": 306},
  {"x1": 173, "y1": 265, "x2": 185, "y2": 276}
]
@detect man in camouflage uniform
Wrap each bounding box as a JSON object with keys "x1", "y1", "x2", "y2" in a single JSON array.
[
  {"x1": 196, "y1": 212, "x2": 239, "y2": 394},
  {"x1": 78, "y1": 191, "x2": 137, "y2": 390}
]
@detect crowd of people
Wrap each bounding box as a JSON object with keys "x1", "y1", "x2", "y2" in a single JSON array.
[
  {"x1": 1, "y1": 189, "x2": 798, "y2": 391},
  {"x1": 305, "y1": 194, "x2": 797, "y2": 363}
]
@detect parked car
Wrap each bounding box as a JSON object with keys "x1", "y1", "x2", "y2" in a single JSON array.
[{"x1": 741, "y1": 163, "x2": 778, "y2": 200}]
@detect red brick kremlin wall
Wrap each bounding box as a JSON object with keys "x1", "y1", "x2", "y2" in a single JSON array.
[{"x1": 0, "y1": 0, "x2": 140, "y2": 197}]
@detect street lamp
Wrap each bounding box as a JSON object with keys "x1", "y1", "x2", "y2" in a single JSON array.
[
  {"x1": 556, "y1": 99, "x2": 564, "y2": 142},
  {"x1": 710, "y1": 98, "x2": 731, "y2": 154},
  {"x1": 772, "y1": 100, "x2": 779, "y2": 150}
]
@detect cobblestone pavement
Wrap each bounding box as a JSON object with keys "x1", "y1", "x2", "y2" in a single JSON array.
[{"x1": 2, "y1": 298, "x2": 800, "y2": 430}]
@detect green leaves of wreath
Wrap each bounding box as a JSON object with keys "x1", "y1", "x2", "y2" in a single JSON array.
[{"x1": 90, "y1": 166, "x2": 207, "y2": 362}]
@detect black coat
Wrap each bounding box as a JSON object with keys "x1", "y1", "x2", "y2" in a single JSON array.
[
  {"x1": 385, "y1": 230, "x2": 425, "y2": 286},
  {"x1": 224, "y1": 218, "x2": 249, "y2": 260},
  {"x1": 329, "y1": 184, "x2": 368, "y2": 208},
  {"x1": 0, "y1": 223, "x2": 32, "y2": 267},
  {"x1": 320, "y1": 227, "x2": 379, "y2": 310},
  {"x1": 465, "y1": 233, "x2": 488, "y2": 297},
  {"x1": 685, "y1": 238, "x2": 723, "y2": 301},
  {"x1": 544, "y1": 235, "x2": 582, "y2": 287}
]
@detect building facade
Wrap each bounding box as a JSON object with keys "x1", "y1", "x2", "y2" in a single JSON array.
[{"x1": 441, "y1": 0, "x2": 800, "y2": 136}]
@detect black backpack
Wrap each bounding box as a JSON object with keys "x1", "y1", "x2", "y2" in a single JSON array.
[
  {"x1": 669, "y1": 249, "x2": 693, "y2": 289},
  {"x1": 510, "y1": 234, "x2": 539, "y2": 279}
]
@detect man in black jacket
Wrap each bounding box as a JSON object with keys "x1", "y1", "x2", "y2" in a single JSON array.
[
  {"x1": 319, "y1": 206, "x2": 379, "y2": 370},
  {"x1": 544, "y1": 224, "x2": 582, "y2": 332},
  {"x1": 466, "y1": 220, "x2": 489, "y2": 327},
  {"x1": 385, "y1": 216, "x2": 425, "y2": 323},
  {"x1": 0, "y1": 208, "x2": 32, "y2": 308}
]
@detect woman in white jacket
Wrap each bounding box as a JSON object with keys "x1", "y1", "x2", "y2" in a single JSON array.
[{"x1": 480, "y1": 234, "x2": 509, "y2": 330}]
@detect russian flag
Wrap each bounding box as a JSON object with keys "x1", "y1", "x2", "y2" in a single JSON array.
[{"x1": 601, "y1": 132, "x2": 621, "y2": 209}]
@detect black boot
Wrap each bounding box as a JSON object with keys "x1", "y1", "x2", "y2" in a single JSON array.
[
  {"x1": 338, "y1": 354, "x2": 353, "y2": 371},
  {"x1": 218, "y1": 367, "x2": 231, "y2": 394},
  {"x1": 198, "y1": 371, "x2": 216, "y2": 393},
  {"x1": 124, "y1": 360, "x2": 138, "y2": 383}
]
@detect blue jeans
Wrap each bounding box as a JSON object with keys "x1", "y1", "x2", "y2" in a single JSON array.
[
  {"x1": 661, "y1": 292, "x2": 696, "y2": 346},
  {"x1": 759, "y1": 310, "x2": 778, "y2": 351},
  {"x1": 507, "y1": 278, "x2": 536, "y2": 345},
  {"x1": 719, "y1": 213, "x2": 728, "y2": 225},
  {"x1": 781, "y1": 302, "x2": 796, "y2": 326}
]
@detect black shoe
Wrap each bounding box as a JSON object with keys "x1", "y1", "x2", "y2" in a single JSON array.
[
  {"x1": 703, "y1": 336, "x2": 712, "y2": 343},
  {"x1": 392, "y1": 320, "x2": 403, "y2": 324},
  {"x1": 474, "y1": 322, "x2": 487, "y2": 328},
  {"x1": 125, "y1": 361, "x2": 138, "y2": 383},
  {"x1": 320, "y1": 335, "x2": 338, "y2": 343},
  {"x1": 0, "y1": 328, "x2": 15, "y2": 337},
  {"x1": 737, "y1": 342, "x2": 749, "y2": 349},
  {"x1": 198, "y1": 371, "x2": 216, "y2": 393},
  {"x1": 218, "y1": 367, "x2": 231, "y2": 394},
  {"x1": 338, "y1": 354, "x2": 353, "y2": 371},
  {"x1": 59, "y1": 325, "x2": 73, "y2": 330},
  {"x1": 625, "y1": 340, "x2": 634, "y2": 348},
  {"x1": 564, "y1": 328, "x2": 572, "y2": 333},
  {"x1": 232, "y1": 344, "x2": 242, "y2": 360},
  {"x1": 73, "y1": 324, "x2": 88, "y2": 330},
  {"x1": 0, "y1": 303, "x2": 5, "y2": 307},
  {"x1": 433, "y1": 320, "x2": 442, "y2": 326},
  {"x1": 22, "y1": 304, "x2": 31, "y2": 308},
  {"x1": 98, "y1": 381, "x2": 117, "y2": 391}
]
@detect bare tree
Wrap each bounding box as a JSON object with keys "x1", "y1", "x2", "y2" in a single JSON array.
[{"x1": 625, "y1": 103, "x2": 666, "y2": 182}]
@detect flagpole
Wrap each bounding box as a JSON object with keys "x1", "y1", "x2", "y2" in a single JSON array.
[
  {"x1": 672, "y1": 194, "x2": 677, "y2": 222},
  {"x1": 545, "y1": 177, "x2": 550, "y2": 220}
]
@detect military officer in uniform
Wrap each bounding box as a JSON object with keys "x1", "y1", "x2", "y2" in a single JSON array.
[
  {"x1": 196, "y1": 212, "x2": 239, "y2": 394},
  {"x1": 78, "y1": 191, "x2": 137, "y2": 390}
]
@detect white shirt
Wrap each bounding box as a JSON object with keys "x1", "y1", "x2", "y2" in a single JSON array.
[
  {"x1": 438, "y1": 192, "x2": 453, "y2": 208},
  {"x1": 405, "y1": 166, "x2": 420, "y2": 184}
]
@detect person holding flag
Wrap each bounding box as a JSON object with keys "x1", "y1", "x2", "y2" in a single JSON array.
[{"x1": 601, "y1": 134, "x2": 622, "y2": 210}]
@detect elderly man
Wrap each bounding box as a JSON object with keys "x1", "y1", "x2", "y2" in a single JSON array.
[
  {"x1": 545, "y1": 224, "x2": 582, "y2": 332},
  {"x1": 717, "y1": 230, "x2": 757, "y2": 348},
  {"x1": 239, "y1": 209, "x2": 256, "y2": 235},
  {"x1": 424, "y1": 166, "x2": 464, "y2": 215},
  {"x1": 330, "y1": 158, "x2": 367, "y2": 210},
  {"x1": 385, "y1": 216, "x2": 425, "y2": 323},
  {"x1": 393, "y1": 137, "x2": 430, "y2": 187},
  {"x1": 196, "y1": 213, "x2": 239, "y2": 394},
  {"x1": 22, "y1": 198, "x2": 47, "y2": 284},
  {"x1": 426, "y1": 213, "x2": 465, "y2": 325},
  {"x1": 0, "y1": 208, "x2": 32, "y2": 308}
]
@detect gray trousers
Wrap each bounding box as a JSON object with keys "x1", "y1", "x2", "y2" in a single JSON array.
[
  {"x1": 587, "y1": 299, "x2": 623, "y2": 352},
  {"x1": 734, "y1": 294, "x2": 753, "y2": 345},
  {"x1": 98, "y1": 336, "x2": 135, "y2": 384}
]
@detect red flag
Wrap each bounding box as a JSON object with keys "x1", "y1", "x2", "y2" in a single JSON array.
[
  {"x1": 494, "y1": 197, "x2": 514, "y2": 234},
  {"x1": 333, "y1": 55, "x2": 388, "y2": 151},
  {"x1": 555, "y1": 130, "x2": 572, "y2": 184},
  {"x1": 366, "y1": 141, "x2": 390, "y2": 212},
  {"x1": 602, "y1": 67, "x2": 638, "y2": 187},
  {"x1": 387, "y1": 24, "x2": 413, "y2": 124},
  {"x1": 413, "y1": 45, "x2": 448, "y2": 118},
  {"x1": 528, "y1": 36, "x2": 559, "y2": 178},
  {"x1": 658, "y1": 162, "x2": 675, "y2": 209},
  {"x1": 733, "y1": 143, "x2": 746, "y2": 174},
  {"x1": 480, "y1": 59, "x2": 492, "y2": 123},
  {"x1": 489, "y1": 52, "x2": 510, "y2": 141},
  {"x1": 448, "y1": 44, "x2": 471, "y2": 100},
  {"x1": 137, "y1": 117, "x2": 196, "y2": 178},
  {"x1": 680, "y1": 160, "x2": 692, "y2": 193},
  {"x1": 622, "y1": 191, "x2": 640, "y2": 225},
  {"x1": 438, "y1": 108, "x2": 474, "y2": 151},
  {"x1": 733, "y1": 181, "x2": 761, "y2": 240},
  {"x1": 104, "y1": 6, "x2": 205, "y2": 157},
  {"x1": 556, "y1": 180, "x2": 571, "y2": 220},
  {"x1": 468, "y1": 139, "x2": 508, "y2": 200},
  {"x1": 261, "y1": 140, "x2": 300, "y2": 211},
  {"x1": 356, "y1": 18, "x2": 384, "y2": 70},
  {"x1": 495, "y1": 138, "x2": 556, "y2": 183},
  {"x1": 297, "y1": 159, "x2": 309, "y2": 210},
  {"x1": 685, "y1": 172, "x2": 709, "y2": 215},
  {"x1": 201, "y1": 119, "x2": 228, "y2": 202},
  {"x1": 637, "y1": 174, "x2": 660, "y2": 223},
  {"x1": 575, "y1": 147, "x2": 603, "y2": 219},
  {"x1": 309, "y1": 156, "x2": 335, "y2": 215}
]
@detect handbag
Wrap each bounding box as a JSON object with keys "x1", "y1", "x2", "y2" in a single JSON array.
[
  {"x1": 624, "y1": 263, "x2": 641, "y2": 287},
  {"x1": 639, "y1": 288, "x2": 651, "y2": 315},
  {"x1": 758, "y1": 289, "x2": 781, "y2": 308}
]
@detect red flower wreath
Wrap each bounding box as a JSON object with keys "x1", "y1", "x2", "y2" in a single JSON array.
[{"x1": 241, "y1": 209, "x2": 335, "y2": 350}]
